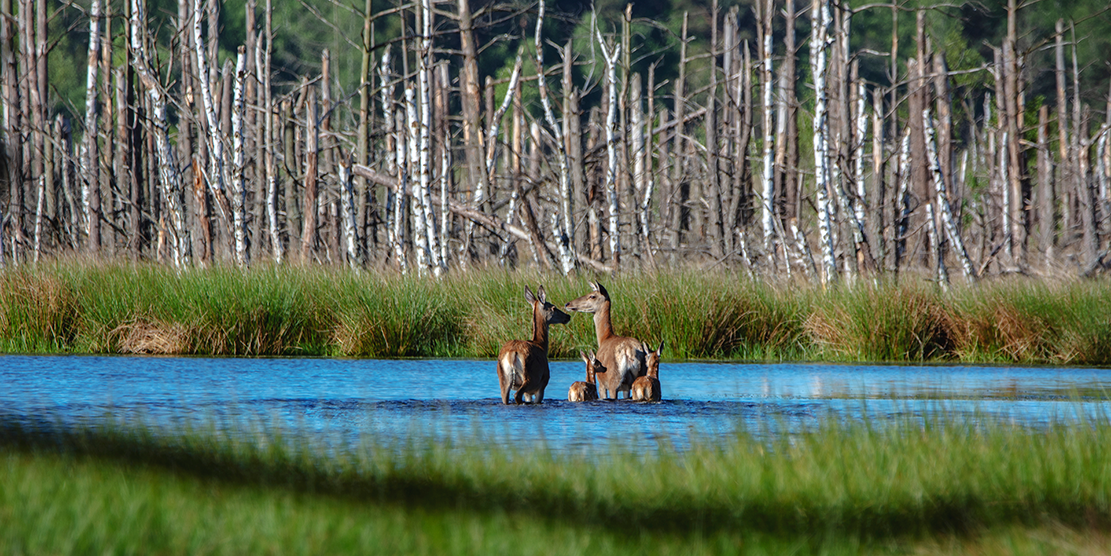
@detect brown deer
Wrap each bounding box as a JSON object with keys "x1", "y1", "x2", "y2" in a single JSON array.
[
  {"x1": 497, "y1": 285, "x2": 570, "y2": 404},
  {"x1": 564, "y1": 282, "x2": 645, "y2": 400},
  {"x1": 631, "y1": 342, "x2": 663, "y2": 401},
  {"x1": 568, "y1": 350, "x2": 602, "y2": 402}
]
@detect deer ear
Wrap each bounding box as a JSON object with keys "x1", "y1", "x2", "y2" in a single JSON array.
[
  {"x1": 524, "y1": 285, "x2": 536, "y2": 305},
  {"x1": 595, "y1": 282, "x2": 609, "y2": 299},
  {"x1": 537, "y1": 285, "x2": 547, "y2": 303},
  {"x1": 580, "y1": 350, "x2": 589, "y2": 363},
  {"x1": 657, "y1": 341, "x2": 664, "y2": 355},
  {"x1": 590, "y1": 281, "x2": 600, "y2": 292}
]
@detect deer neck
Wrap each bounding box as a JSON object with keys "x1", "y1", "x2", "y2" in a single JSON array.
[
  {"x1": 532, "y1": 305, "x2": 550, "y2": 350},
  {"x1": 593, "y1": 300, "x2": 615, "y2": 346},
  {"x1": 587, "y1": 364, "x2": 596, "y2": 385}
]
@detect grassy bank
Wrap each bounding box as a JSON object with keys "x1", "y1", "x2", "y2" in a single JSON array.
[
  {"x1": 3, "y1": 261, "x2": 1111, "y2": 363},
  {"x1": 2, "y1": 415, "x2": 1110, "y2": 554}
]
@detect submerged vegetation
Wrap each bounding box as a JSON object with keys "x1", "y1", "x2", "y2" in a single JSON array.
[
  {"x1": 2, "y1": 413, "x2": 1110, "y2": 554},
  {"x1": 3, "y1": 261, "x2": 1111, "y2": 364}
]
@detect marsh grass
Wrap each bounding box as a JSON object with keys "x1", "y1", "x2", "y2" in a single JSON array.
[
  {"x1": 4, "y1": 261, "x2": 1111, "y2": 363},
  {"x1": 2, "y1": 412, "x2": 1110, "y2": 554}
]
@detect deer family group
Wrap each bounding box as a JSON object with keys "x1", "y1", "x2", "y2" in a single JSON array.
[{"x1": 496, "y1": 282, "x2": 664, "y2": 405}]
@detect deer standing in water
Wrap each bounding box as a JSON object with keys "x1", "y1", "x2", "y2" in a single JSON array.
[
  {"x1": 631, "y1": 342, "x2": 663, "y2": 401},
  {"x1": 564, "y1": 282, "x2": 645, "y2": 400},
  {"x1": 497, "y1": 285, "x2": 570, "y2": 404},
  {"x1": 568, "y1": 350, "x2": 602, "y2": 402}
]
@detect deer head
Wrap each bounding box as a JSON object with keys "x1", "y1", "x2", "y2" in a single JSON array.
[{"x1": 643, "y1": 341, "x2": 664, "y2": 379}]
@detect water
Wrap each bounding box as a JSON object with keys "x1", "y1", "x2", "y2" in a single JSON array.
[{"x1": 2, "y1": 354, "x2": 1110, "y2": 454}]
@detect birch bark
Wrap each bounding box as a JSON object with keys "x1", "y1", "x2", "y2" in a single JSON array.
[
  {"x1": 598, "y1": 31, "x2": 621, "y2": 269},
  {"x1": 810, "y1": 0, "x2": 836, "y2": 283}
]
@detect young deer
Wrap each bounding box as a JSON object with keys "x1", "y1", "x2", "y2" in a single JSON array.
[
  {"x1": 631, "y1": 342, "x2": 663, "y2": 401},
  {"x1": 497, "y1": 285, "x2": 570, "y2": 404},
  {"x1": 568, "y1": 350, "x2": 602, "y2": 402},
  {"x1": 564, "y1": 282, "x2": 645, "y2": 400}
]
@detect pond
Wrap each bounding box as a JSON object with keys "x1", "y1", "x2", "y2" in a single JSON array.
[{"x1": 2, "y1": 355, "x2": 1110, "y2": 453}]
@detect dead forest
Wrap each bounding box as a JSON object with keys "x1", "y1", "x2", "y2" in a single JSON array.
[{"x1": 1, "y1": 0, "x2": 1111, "y2": 283}]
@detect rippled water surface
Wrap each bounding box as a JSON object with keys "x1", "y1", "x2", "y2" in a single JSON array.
[{"x1": 3, "y1": 355, "x2": 1110, "y2": 452}]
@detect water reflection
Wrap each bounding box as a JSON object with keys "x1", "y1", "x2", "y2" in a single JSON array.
[{"x1": 1, "y1": 355, "x2": 1109, "y2": 453}]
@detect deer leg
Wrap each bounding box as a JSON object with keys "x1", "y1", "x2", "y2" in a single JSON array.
[{"x1": 498, "y1": 365, "x2": 512, "y2": 405}]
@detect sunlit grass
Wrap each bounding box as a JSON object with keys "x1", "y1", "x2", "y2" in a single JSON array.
[
  {"x1": 4, "y1": 260, "x2": 1111, "y2": 363},
  {"x1": 2, "y1": 412, "x2": 1110, "y2": 555}
]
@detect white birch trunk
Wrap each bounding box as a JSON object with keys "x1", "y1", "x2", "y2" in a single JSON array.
[
  {"x1": 230, "y1": 48, "x2": 249, "y2": 267},
  {"x1": 485, "y1": 53, "x2": 523, "y2": 180},
  {"x1": 926, "y1": 203, "x2": 949, "y2": 290},
  {"x1": 33, "y1": 175, "x2": 43, "y2": 262},
  {"x1": 810, "y1": 0, "x2": 836, "y2": 283},
  {"x1": 440, "y1": 125, "x2": 451, "y2": 269},
  {"x1": 393, "y1": 108, "x2": 409, "y2": 274},
  {"x1": 417, "y1": 0, "x2": 442, "y2": 276},
  {"x1": 760, "y1": 0, "x2": 775, "y2": 255},
  {"x1": 194, "y1": 0, "x2": 229, "y2": 228},
  {"x1": 853, "y1": 80, "x2": 867, "y2": 230},
  {"x1": 406, "y1": 85, "x2": 429, "y2": 275},
  {"x1": 378, "y1": 51, "x2": 406, "y2": 273},
  {"x1": 597, "y1": 32, "x2": 621, "y2": 268},
  {"x1": 132, "y1": 0, "x2": 187, "y2": 267},
  {"x1": 534, "y1": 0, "x2": 575, "y2": 274},
  {"x1": 338, "y1": 153, "x2": 361, "y2": 267},
  {"x1": 924, "y1": 108, "x2": 975, "y2": 279},
  {"x1": 83, "y1": 0, "x2": 100, "y2": 240},
  {"x1": 262, "y1": 0, "x2": 281, "y2": 264}
]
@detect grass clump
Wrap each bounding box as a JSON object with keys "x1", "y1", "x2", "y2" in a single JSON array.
[
  {"x1": 2, "y1": 413, "x2": 1110, "y2": 554},
  {"x1": 6, "y1": 261, "x2": 1111, "y2": 364}
]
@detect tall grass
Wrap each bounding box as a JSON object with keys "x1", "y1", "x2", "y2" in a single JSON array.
[
  {"x1": 4, "y1": 261, "x2": 1111, "y2": 363},
  {"x1": 2, "y1": 413, "x2": 1110, "y2": 554}
]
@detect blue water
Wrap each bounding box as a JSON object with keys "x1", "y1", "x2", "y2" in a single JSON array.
[{"x1": 2, "y1": 355, "x2": 1110, "y2": 453}]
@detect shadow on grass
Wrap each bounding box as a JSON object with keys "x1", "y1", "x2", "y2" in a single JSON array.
[{"x1": 3, "y1": 413, "x2": 1105, "y2": 545}]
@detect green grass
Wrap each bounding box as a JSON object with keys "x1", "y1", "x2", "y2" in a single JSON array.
[
  {"x1": 4, "y1": 260, "x2": 1111, "y2": 363},
  {"x1": 2, "y1": 414, "x2": 1110, "y2": 554}
]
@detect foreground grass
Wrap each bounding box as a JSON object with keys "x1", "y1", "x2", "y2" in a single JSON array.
[
  {"x1": 4, "y1": 260, "x2": 1111, "y2": 363},
  {"x1": 1, "y1": 415, "x2": 1110, "y2": 554}
]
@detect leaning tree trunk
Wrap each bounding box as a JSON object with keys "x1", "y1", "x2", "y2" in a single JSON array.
[
  {"x1": 131, "y1": 0, "x2": 187, "y2": 267},
  {"x1": 534, "y1": 0, "x2": 574, "y2": 274}
]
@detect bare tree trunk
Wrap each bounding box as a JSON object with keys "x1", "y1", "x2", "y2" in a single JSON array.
[
  {"x1": 132, "y1": 0, "x2": 187, "y2": 267},
  {"x1": 598, "y1": 30, "x2": 621, "y2": 270},
  {"x1": 925, "y1": 108, "x2": 974, "y2": 279},
  {"x1": 1003, "y1": 0, "x2": 1026, "y2": 269},
  {"x1": 194, "y1": 0, "x2": 229, "y2": 249},
  {"x1": 417, "y1": 0, "x2": 442, "y2": 276},
  {"x1": 758, "y1": 0, "x2": 775, "y2": 261},
  {"x1": 534, "y1": 0, "x2": 573, "y2": 273},
  {"x1": 84, "y1": 0, "x2": 102, "y2": 255},
  {"x1": 871, "y1": 87, "x2": 886, "y2": 268},
  {"x1": 811, "y1": 0, "x2": 836, "y2": 284},
  {"x1": 231, "y1": 47, "x2": 249, "y2": 267},
  {"x1": 1, "y1": 0, "x2": 18, "y2": 264},
  {"x1": 669, "y1": 13, "x2": 688, "y2": 254},
  {"x1": 1036, "y1": 104, "x2": 1054, "y2": 266},
  {"x1": 301, "y1": 87, "x2": 319, "y2": 263}
]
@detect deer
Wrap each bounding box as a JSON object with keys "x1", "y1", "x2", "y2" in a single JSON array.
[
  {"x1": 564, "y1": 281, "x2": 645, "y2": 400},
  {"x1": 497, "y1": 285, "x2": 570, "y2": 404},
  {"x1": 631, "y1": 342, "x2": 663, "y2": 401},
  {"x1": 568, "y1": 350, "x2": 602, "y2": 402}
]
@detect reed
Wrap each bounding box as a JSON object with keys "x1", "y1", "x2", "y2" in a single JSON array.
[
  {"x1": 4, "y1": 261, "x2": 1111, "y2": 364},
  {"x1": 2, "y1": 412, "x2": 1109, "y2": 554}
]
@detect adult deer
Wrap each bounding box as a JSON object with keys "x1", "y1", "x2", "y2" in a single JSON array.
[
  {"x1": 568, "y1": 350, "x2": 602, "y2": 402},
  {"x1": 564, "y1": 281, "x2": 645, "y2": 400},
  {"x1": 497, "y1": 285, "x2": 570, "y2": 404},
  {"x1": 631, "y1": 342, "x2": 663, "y2": 401}
]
